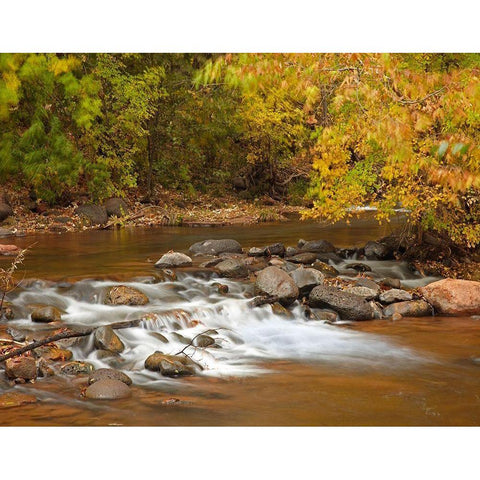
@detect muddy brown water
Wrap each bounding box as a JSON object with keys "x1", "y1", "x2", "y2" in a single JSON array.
[{"x1": 1, "y1": 215, "x2": 480, "y2": 426}]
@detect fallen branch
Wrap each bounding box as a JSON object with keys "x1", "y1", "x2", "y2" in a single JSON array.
[{"x1": 0, "y1": 318, "x2": 144, "y2": 363}]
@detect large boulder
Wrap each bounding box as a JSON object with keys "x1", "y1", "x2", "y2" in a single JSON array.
[
  {"x1": 289, "y1": 267, "x2": 325, "y2": 296},
  {"x1": 105, "y1": 285, "x2": 149, "y2": 305},
  {"x1": 216, "y1": 258, "x2": 249, "y2": 278},
  {"x1": 299, "y1": 239, "x2": 336, "y2": 253},
  {"x1": 75, "y1": 204, "x2": 108, "y2": 225},
  {"x1": 31, "y1": 306, "x2": 62, "y2": 323},
  {"x1": 364, "y1": 241, "x2": 393, "y2": 260},
  {"x1": 155, "y1": 252, "x2": 192, "y2": 268},
  {"x1": 104, "y1": 198, "x2": 129, "y2": 217},
  {"x1": 255, "y1": 266, "x2": 299, "y2": 307},
  {"x1": 419, "y1": 278, "x2": 480, "y2": 316},
  {"x1": 383, "y1": 300, "x2": 432, "y2": 318},
  {"x1": 5, "y1": 356, "x2": 37, "y2": 381},
  {"x1": 85, "y1": 379, "x2": 131, "y2": 400},
  {"x1": 144, "y1": 352, "x2": 199, "y2": 377},
  {"x1": 189, "y1": 239, "x2": 242, "y2": 256},
  {"x1": 309, "y1": 285, "x2": 376, "y2": 321},
  {"x1": 94, "y1": 326, "x2": 125, "y2": 353}
]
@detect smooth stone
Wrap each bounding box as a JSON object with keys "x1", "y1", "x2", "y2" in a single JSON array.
[
  {"x1": 383, "y1": 300, "x2": 433, "y2": 318},
  {"x1": 31, "y1": 306, "x2": 62, "y2": 323},
  {"x1": 345, "y1": 262, "x2": 372, "y2": 272},
  {"x1": 288, "y1": 252, "x2": 318, "y2": 265},
  {"x1": 193, "y1": 335, "x2": 215, "y2": 348},
  {"x1": 155, "y1": 252, "x2": 192, "y2": 268},
  {"x1": 215, "y1": 258, "x2": 249, "y2": 278},
  {"x1": 94, "y1": 326, "x2": 125, "y2": 353},
  {"x1": 105, "y1": 285, "x2": 149, "y2": 305},
  {"x1": 85, "y1": 379, "x2": 131, "y2": 400},
  {"x1": 309, "y1": 285, "x2": 375, "y2": 321},
  {"x1": 299, "y1": 239, "x2": 336, "y2": 253},
  {"x1": 344, "y1": 285, "x2": 378, "y2": 300},
  {"x1": 5, "y1": 356, "x2": 37, "y2": 381},
  {"x1": 289, "y1": 267, "x2": 325, "y2": 296},
  {"x1": 419, "y1": 278, "x2": 480, "y2": 316},
  {"x1": 379, "y1": 289, "x2": 413, "y2": 304},
  {"x1": 60, "y1": 361, "x2": 95, "y2": 376},
  {"x1": 254, "y1": 266, "x2": 299, "y2": 307},
  {"x1": 312, "y1": 260, "x2": 339, "y2": 277},
  {"x1": 144, "y1": 352, "x2": 200, "y2": 377},
  {"x1": 364, "y1": 241, "x2": 393, "y2": 260},
  {"x1": 75, "y1": 204, "x2": 108, "y2": 225},
  {"x1": 104, "y1": 198, "x2": 129, "y2": 217},
  {"x1": 88, "y1": 368, "x2": 132, "y2": 386},
  {"x1": 189, "y1": 239, "x2": 242, "y2": 256}
]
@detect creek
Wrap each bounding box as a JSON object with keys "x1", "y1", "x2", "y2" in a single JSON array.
[{"x1": 1, "y1": 214, "x2": 480, "y2": 425}]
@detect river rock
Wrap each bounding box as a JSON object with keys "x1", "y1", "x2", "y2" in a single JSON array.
[
  {"x1": 265, "y1": 243, "x2": 286, "y2": 257},
  {"x1": 379, "y1": 289, "x2": 413, "y2": 304},
  {"x1": 419, "y1": 278, "x2": 480, "y2": 315},
  {"x1": 299, "y1": 239, "x2": 336, "y2": 253},
  {"x1": 189, "y1": 239, "x2": 242, "y2": 256},
  {"x1": 94, "y1": 326, "x2": 125, "y2": 353},
  {"x1": 255, "y1": 266, "x2": 299, "y2": 307},
  {"x1": 34, "y1": 345, "x2": 73, "y2": 362},
  {"x1": 75, "y1": 204, "x2": 108, "y2": 225},
  {"x1": 344, "y1": 285, "x2": 378, "y2": 300},
  {"x1": 104, "y1": 198, "x2": 129, "y2": 217},
  {"x1": 0, "y1": 392, "x2": 37, "y2": 408},
  {"x1": 345, "y1": 262, "x2": 372, "y2": 273},
  {"x1": 380, "y1": 277, "x2": 402, "y2": 289},
  {"x1": 355, "y1": 277, "x2": 380, "y2": 294},
  {"x1": 285, "y1": 247, "x2": 298, "y2": 257},
  {"x1": 288, "y1": 252, "x2": 318, "y2": 265},
  {"x1": 309, "y1": 285, "x2": 375, "y2": 321},
  {"x1": 88, "y1": 368, "x2": 132, "y2": 386},
  {"x1": 60, "y1": 361, "x2": 95, "y2": 376},
  {"x1": 155, "y1": 252, "x2": 192, "y2": 268},
  {"x1": 308, "y1": 309, "x2": 339, "y2": 322},
  {"x1": 312, "y1": 260, "x2": 339, "y2": 277},
  {"x1": 0, "y1": 228, "x2": 14, "y2": 237},
  {"x1": 216, "y1": 258, "x2": 249, "y2": 278},
  {"x1": 193, "y1": 335, "x2": 215, "y2": 348},
  {"x1": 383, "y1": 300, "x2": 432, "y2": 318},
  {"x1": 85, "y1": 378, "x2": 131, "y2": 400},
  {"x1": 0, "y1": 203, "x2": 13, "y2": 222},
  {"x1": 199, "y1": 258, "x2": 224, "y2": 268},
  {"x1": 364, "y1": 241, "x2": 393, "y2": 260},
  {"x1": 248, "y1": 247, "x2": 266, "y2": 257},
  {"x1": 0, "y1": 244, "x2": 20, "y2": 256},
  {"x1": 105, "y1": 285, "x2": 149, "y2": 305},
  {"x1": 144, "y1": 352, "x2": 199, "y2": 377},
  {"x1": 5, "y1": 356, "x2": 37, "y2": 381},
  {"x1": 290, "y1": 267, "x2": 325, "y2": 296},
  {"x1": 31, "y1": 306, "x2": 62, "y2": 323}
]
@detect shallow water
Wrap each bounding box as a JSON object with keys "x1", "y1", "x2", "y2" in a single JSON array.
[{"x1": 1, "y1": 216, "x2": 480, "y2": 425}]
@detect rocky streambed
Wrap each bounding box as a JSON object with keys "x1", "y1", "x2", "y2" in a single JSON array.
[{"x1": 1, "y1": 232, "x2": 480, "y2": 424}]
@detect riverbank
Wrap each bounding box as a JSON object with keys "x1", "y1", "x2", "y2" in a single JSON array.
[{"x1": 0, "y1": 187, "x2": 303, "y2": 235}]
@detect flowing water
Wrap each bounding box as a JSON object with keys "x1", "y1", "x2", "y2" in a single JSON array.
[{"x1": 1, "y1": 215, "x2": 480, "y2": 426}]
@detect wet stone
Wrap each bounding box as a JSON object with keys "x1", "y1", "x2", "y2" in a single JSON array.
[
  {"x1": 5, "y1": 356, "x2": 37, "y2": 381},
  {"x1": 193, "y1": 335, "x2": 215, "y2": 348},
  {"x1": 379, "y1": 289, "x2": 413, "y2": 304},
  {"x1": 144, "y1": 352, "x2": 200, "y2": 377},
  {"x1": 88, "y1": 368, "x2": 132, "y2": 386},
  {"x1": 94, "y1": 326, "x2": 125, "y2": 353},
  {"x1": 84, "y1": 378, "x2": 131, "y2": 400},
  {"x1": 61, "y1": 361, "x2": 95, "y2": 376},
  {"x1": 31, "y1": 306, "x2": 62, "y2": 323},
  {"x1": 345, "y1": 262, "x2": 372, "y2": 273},
  {"x1": 105, "y1": 285, "x2": 149, "y2": 306},
  {"x1": 0, "y1": 392, "x2": 38, "y2": 408}
]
